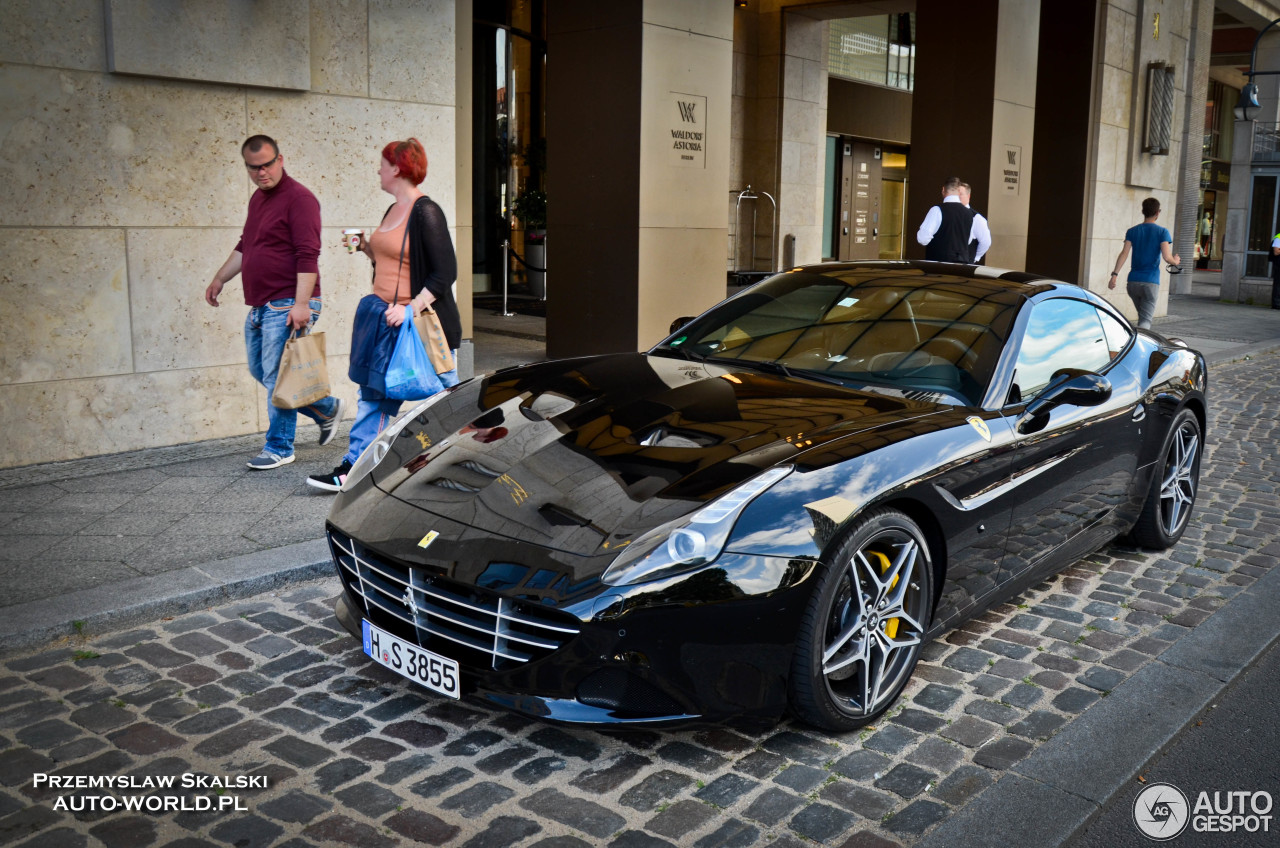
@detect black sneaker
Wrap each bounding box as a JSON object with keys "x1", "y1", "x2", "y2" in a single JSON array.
[
  {"x1": 307, "y1": 459, "x2": 352, "y2": 493},
  {"x1": 318, "y1": 398, "x2": 346, "y2": 446}
]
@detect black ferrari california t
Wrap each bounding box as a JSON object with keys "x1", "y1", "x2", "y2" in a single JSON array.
[{"x1": 325, "y1": 262, "x2": 1206, "y2": 731}]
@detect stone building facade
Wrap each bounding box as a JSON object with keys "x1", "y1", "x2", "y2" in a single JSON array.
[
  {"x1": 1, "y1": 0, "x2": 1267, "y2": 468},
  {"x1": 0, "y1": 0, "x2": 466, "y2": 467}
]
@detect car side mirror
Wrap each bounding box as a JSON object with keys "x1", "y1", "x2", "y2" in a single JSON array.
[
  {"x1": 670, "y1": 316, "x2": 695, "y2": 335},
  {"x1": 1016, "y1": 370, "x2": 1111, "y2": 434}
]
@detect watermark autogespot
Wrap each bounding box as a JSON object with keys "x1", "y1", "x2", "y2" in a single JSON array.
[
  {"x1": 1134, "y1": 783, "x2": 1190, "y2": 840},
  {"x1": 1133, "y1": 782, "x2": 1274, "y2": 840}
]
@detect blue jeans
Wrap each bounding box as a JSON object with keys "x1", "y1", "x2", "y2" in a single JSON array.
[
  {"x1": 344, "y1": 353, "x2": 460, "y2": 466},
  {"x1": 246, "y1": 298, "x2": 340, "y2": 456}
]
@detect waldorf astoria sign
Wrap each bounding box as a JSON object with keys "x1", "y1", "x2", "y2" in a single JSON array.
[{"x1": 669, "y1": 91, "x2": 707, "y2": 168}]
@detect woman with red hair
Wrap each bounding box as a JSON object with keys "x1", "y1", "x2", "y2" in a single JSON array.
[{"x1": 309, "y1": 138, "x2": 462, "y2": 491}]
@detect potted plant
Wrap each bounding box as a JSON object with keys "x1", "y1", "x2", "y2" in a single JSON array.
[{"x1": 511, "y1": 140, "x2": 547, "y2": 297}]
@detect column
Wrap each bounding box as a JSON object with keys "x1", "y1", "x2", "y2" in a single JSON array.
[
  {"x1": 546, "y1": 0, "x2": 732, "y2": 357},
  {"x1": 1026, "y1": 0, "x2": 1099, "y2": 282},
  {"x1": 1173, "y1": 0, "x2": 1211, "y2": 295},
  {"x1": 1224, "y1": 29, "x2": 1280, "y2": 303},
  {"x1": 905, "y1": 0, "x2": 1001, "y2": 260}
]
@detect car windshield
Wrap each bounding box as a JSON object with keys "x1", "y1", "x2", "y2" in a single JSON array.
[{"x1": 657, "y1": 270, "x2": 1020, "y2": 405}]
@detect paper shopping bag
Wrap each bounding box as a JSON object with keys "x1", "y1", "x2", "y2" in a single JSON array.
[{"x1": 271, "y1": 331, "x2": 331, "y2": 409}]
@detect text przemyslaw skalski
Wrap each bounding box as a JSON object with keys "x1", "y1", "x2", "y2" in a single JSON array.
[{"x1": 32, "y1": 773, "x2": 268, "y2": 790}]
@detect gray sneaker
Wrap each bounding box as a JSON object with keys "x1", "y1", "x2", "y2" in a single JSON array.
[
  {"x1": 247, "y1": 451, "x2": 295, "y2": 470},
  {"x1": 318, "y1": 397, "x2": 346, "y2": 446}
]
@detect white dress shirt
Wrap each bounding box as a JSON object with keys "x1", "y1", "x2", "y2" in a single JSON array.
[
  {"x1": 970, "y1": 211, "x2": 992, "y2": 262},
  {"x1": 917, "y1": 195, "x2": 991, "y2": 262}
]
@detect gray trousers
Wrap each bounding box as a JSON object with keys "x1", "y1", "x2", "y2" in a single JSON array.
[{"x1": 1126, "y1": 281, "x2": 1159, "y2": 329}]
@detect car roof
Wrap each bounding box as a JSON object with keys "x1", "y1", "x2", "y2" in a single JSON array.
[{"x1": 792, "y1": 260, "x2": 1077, "y2": 303}]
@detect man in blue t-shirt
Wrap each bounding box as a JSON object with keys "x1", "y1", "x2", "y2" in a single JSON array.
[{"x1": 1107, "y1": 197, "x2": 1180, "y2": 329}]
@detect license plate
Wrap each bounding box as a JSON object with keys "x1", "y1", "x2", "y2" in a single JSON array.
[{"x1": 362, "y1": 620, "x2": 460, "y2": 699}]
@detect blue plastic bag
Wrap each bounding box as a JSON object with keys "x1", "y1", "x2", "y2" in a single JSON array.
[{"x1": 383, "y1": 312, "x2": 444, "y2": 401}]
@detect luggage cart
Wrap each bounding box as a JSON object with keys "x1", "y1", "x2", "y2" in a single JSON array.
[{"x1": 730, "y1": 186, "x2": 777, "y2": 288}]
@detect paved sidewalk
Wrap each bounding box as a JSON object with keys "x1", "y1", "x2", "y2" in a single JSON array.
[{"x1": 0, "y1": 332, "x2": 543, "y2": 656}]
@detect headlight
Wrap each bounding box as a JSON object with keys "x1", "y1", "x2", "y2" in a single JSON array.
[
  {"x1": 341, "y1": 391, "x2": 454, "y2": 492},
  {"x1": 601, "y1": 466, "x2": 792, "y2": 586}
]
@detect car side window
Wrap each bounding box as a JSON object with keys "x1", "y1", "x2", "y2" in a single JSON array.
[
  {"x1": 1010, "y1": 299, "x2": 1111, "y2": 402},
  {"x1": 1097, "y1": 308, "x2": 1132, "y2": 358}
]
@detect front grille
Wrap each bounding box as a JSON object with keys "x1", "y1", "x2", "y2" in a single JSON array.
[{"x1": 328, "y1": 529, "x2": 580, "y2": 669}]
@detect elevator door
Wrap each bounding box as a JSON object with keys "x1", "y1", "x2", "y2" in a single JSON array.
[{"x1": 839, "y1": 141, "x2": 883, "y2": 261}]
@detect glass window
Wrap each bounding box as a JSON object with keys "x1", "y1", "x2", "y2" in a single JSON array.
[
  {"x1": 1247, "y1": 175, "x2": 1278, "y2": 277},
  {"x1": 823, "y1": 136, "x2": 838, "y2": 260},
  {"x1": 1011, "y1": 299, "x2": 1111, "y2": 401},
  {"x1": 828, "y1": 14, "x2": 915, "y2": 90},
  {"x1": 658, "y1": 272, "x2": 1020, "y2": 405},
  {"x1": 1097, "y1": 309, "x2": 1132, "y2": 358}
]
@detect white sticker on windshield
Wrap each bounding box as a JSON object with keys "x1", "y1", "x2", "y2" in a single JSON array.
[{"x1": 837, "y1": 297, "x2": 858, "y2": 307}]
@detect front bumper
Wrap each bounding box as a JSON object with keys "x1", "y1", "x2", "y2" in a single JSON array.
[{"x1": 327, "y1": 524, "x2": 818, "y2": 726}]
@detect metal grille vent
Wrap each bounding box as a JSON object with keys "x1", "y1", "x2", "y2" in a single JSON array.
[
  {"x1": 1144, "y1": 62, "x2": 1175, "y2": 155},
  {"x1": 328, "y1": 530, "x2": 579, "y2": 669},
  {"x1": 431, "y1": 477, "x2": 481, "y2": 493}
]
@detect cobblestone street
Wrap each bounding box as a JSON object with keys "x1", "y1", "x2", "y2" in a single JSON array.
[{"x1": 0, "y1": 351, "x2": 1277, "y2": 848}]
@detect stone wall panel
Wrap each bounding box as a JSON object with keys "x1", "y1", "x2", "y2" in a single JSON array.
[
  {"x1": 105, "y1": 0, "x2": 310, "y2": 90},
  {"x1": 0, "y1": 228, "x2": 132, "y2": 385},
  {"x1": 311, "y1": 0, "x2": 370, "y2": 96},
  {"x1": 128, "y1": 228, "x2": 246, "y2": 373},
  {"x1": 0, "y1": 65, "x2": 247, "y2": 227},
  {"x1": 0, "y1": 365, "x2": 260, "y2": 468},
  {"x1": 638, "y1": 227, "x2": 728, "y2": 346},
  {"x1": 369, "y1": 0, "x2": 455, "y2": 106},
  {"x1": 0, "y1": 0, "x2": 106, "y2": 71},
  {"x1": 247, "y1": 93, "x2": 457, "y2": 233}
]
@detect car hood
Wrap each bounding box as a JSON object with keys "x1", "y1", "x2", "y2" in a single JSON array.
[{"x1": 372, "y1": 352, "x2": 951, "y2": 557}]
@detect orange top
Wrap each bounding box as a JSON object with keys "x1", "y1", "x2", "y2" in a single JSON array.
[{"x1": 370, "y1": 217, "x2": 410, "y2": 304}]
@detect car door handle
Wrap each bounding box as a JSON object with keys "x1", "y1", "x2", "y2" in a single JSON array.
[{"x1": 1132, "y1": 404, "x2": 1146, "y2": 423}]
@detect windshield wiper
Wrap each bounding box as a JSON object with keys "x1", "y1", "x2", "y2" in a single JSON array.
[
  {"x1": 705, "y1": 357, "x2": 791, "y2": 378},
  {"x1": 652, "y1": 344, "x2": 706, "y2": 363},
  {"x1": 706, "y1": 357, "x2": 881, "y2": 390},
  {"x1": 787, "y1": 368, "x2": 855, "y2": 387}
]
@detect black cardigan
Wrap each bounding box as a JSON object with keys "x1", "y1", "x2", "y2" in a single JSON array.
[{"x1": 382, "y1": 196, "x2": 462, "y2": 351}]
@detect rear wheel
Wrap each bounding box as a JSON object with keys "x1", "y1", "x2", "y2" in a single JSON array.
[
  {"x1": 790, "y1": 509, "x2": 933, "y2": 732},
  {"x1": 1130, "y1": 408, "x2": 1201, "y2": 549}
]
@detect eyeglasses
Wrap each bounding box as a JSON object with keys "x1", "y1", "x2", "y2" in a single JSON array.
[{"x1": 244, "y1": 153, "x2": 280, "y2": 173}]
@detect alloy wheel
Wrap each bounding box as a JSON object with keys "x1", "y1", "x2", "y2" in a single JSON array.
[
  {"x1": 822, "y1": 528, "x2": 928, "y2": 718},
  {"x1": 1159, "y1": 420, "x2": 1199, "y2": 537}
]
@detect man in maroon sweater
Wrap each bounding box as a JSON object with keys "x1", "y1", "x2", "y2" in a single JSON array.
[{"x1": 204, "y1": 135, "x2": 345, "y2": 469}]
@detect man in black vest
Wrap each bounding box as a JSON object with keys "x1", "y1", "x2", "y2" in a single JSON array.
[
  {"x1": 958, "y1": 181, "x2": 992, "y2": 263},
  {"x1": 916, "y1": 177, "x2": 978, "y2": 263}
]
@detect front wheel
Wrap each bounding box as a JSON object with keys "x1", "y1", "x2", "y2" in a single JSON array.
[
  {"x1": 1129, "y1": 407, "x2": 1202, "y2": 549},
  {"x1": 790, "y1": 509, "x2": 934, "y2": 732}
]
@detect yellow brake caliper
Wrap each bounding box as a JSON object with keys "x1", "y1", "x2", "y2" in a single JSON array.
[{"x1": 865, "y1": 550, "x2": 900, "y2": 639}]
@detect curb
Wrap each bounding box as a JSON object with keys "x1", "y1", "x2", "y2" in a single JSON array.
[
  {"x1": 0, "y1": 538, "x2": 337, "y2": 657},
  {"x1": 918, "y1": 561, "x2": 1280, "y2": 847},
  {"x1": 474, "y1": 325, "x2": 548, "y2": 343},
  {"x1": 1204, "y1": 340, "x2": 1280, "y2": 366}
]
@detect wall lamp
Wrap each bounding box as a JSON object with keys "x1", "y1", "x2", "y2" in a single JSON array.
[{"x1": 1235, "y1": 17, "x2": 1280, "y2": 120}]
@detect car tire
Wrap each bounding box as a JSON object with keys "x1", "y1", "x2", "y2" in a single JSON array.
[
  {"x1": 1129, "y1": 407, "x2": 1202, "y2": 549},
  {"x1": 789, "y1": 508, "x2": 934, "y2": 732}
]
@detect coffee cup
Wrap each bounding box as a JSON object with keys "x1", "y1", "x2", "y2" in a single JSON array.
[{"x1": 342, "y1": 229, "x2": 364, "y2": 253}]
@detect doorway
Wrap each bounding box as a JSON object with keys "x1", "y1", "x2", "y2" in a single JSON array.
[
  {"x1": 824, "y1": 137, "x2": 908, "y2": 261},
  {"x1": 473, "y1": 0, "x2": 545, "y2": 300}
]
